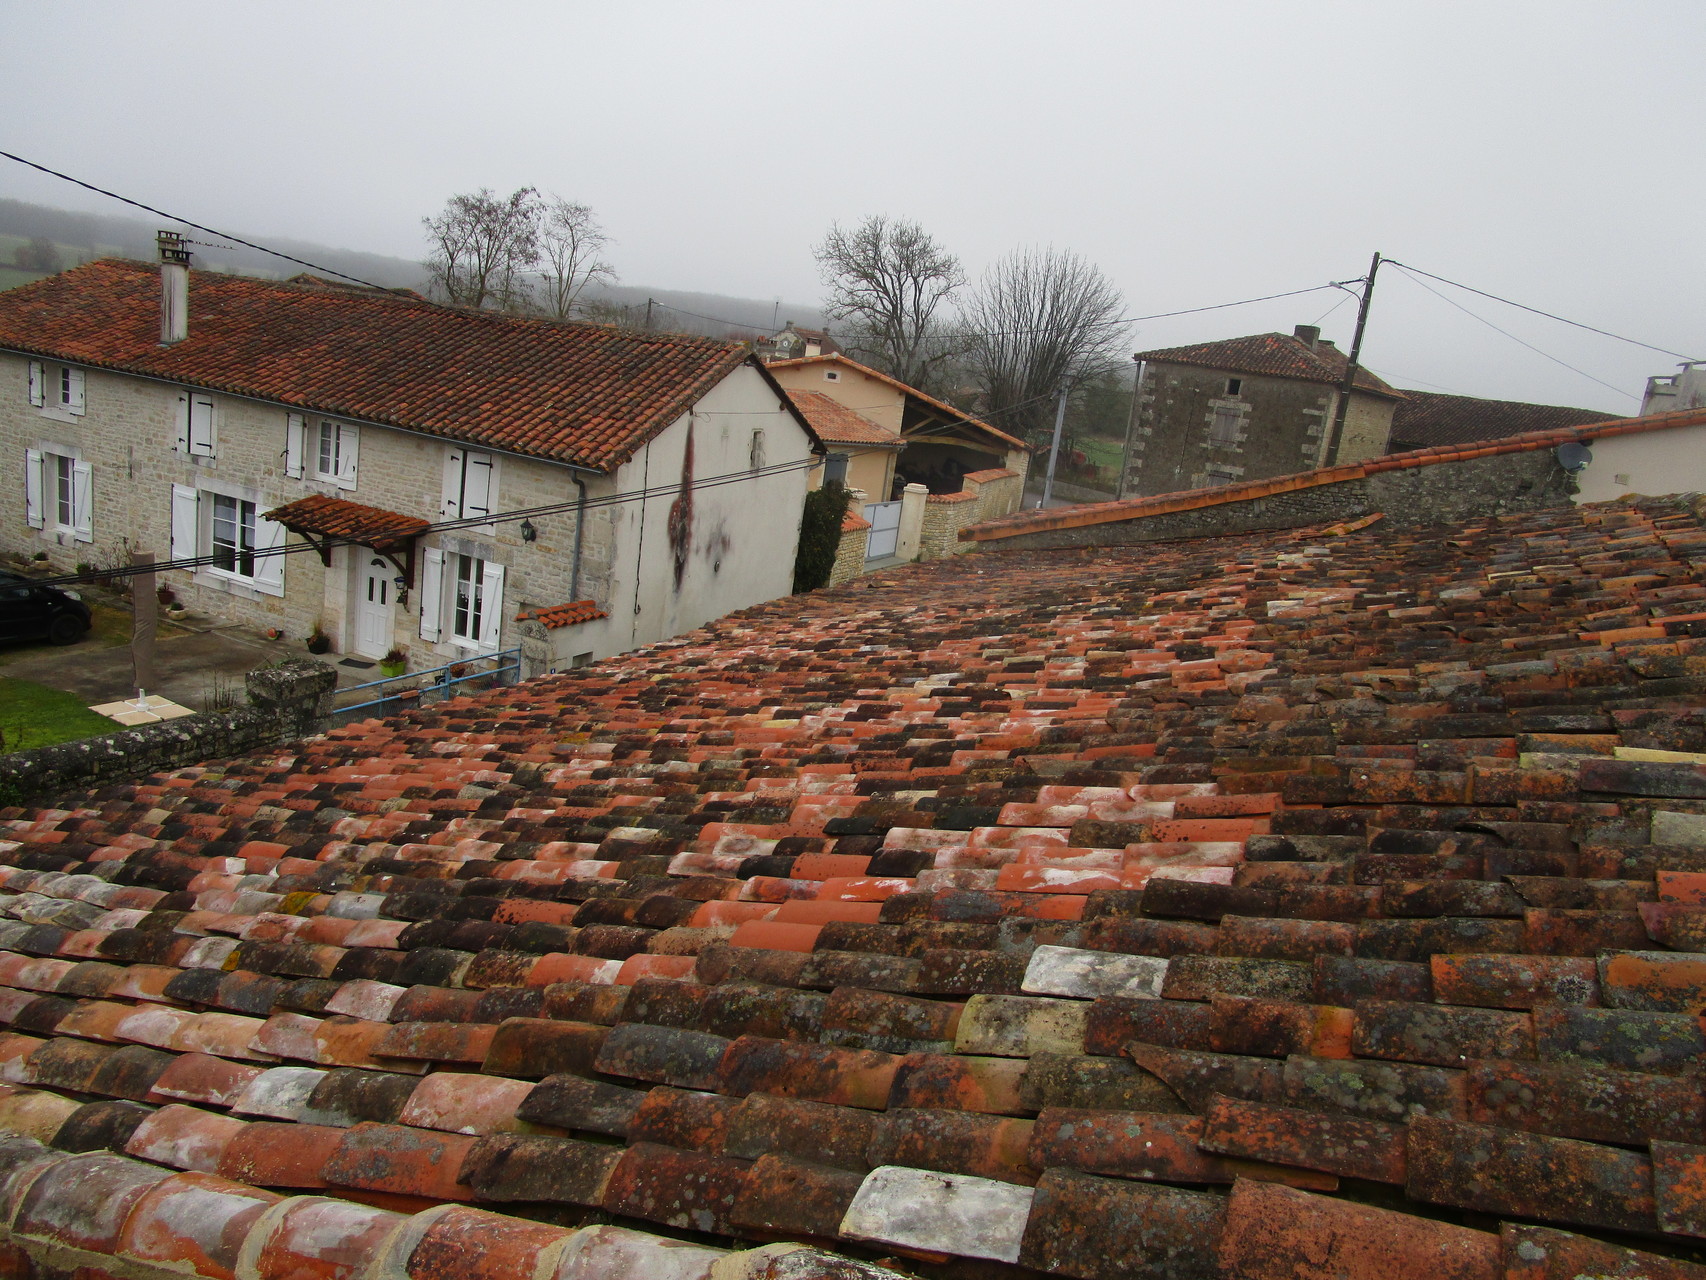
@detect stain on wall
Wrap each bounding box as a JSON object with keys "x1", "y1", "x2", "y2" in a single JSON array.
[{"x1": 667, "y1": 421, "x2": 694, "y2": 591}]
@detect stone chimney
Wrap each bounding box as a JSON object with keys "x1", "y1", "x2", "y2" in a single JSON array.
[
  {"x1": 157, "y1": 231, "x2": 190, "y2": 345},
  {"x1": 1293, "y1": 324, "x2": 1321, "y2": 351}
]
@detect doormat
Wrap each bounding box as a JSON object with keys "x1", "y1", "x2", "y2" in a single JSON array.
[{"x1": 339, "y1": 658, "x2": 376, "y2": 669}]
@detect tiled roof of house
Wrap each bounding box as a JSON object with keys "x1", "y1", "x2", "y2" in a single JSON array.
[
  {"x1": 4, "y1": 497, "x2": 1706, "y2": 1276},
  {"x1": 515, "y1": 601, "x2": 610, "y2": 630},
  {"x1": 767, "y1": 354, "x2": 1031, "y2": 451},
  {"x1": 1137, "y1": 332, "x2": 1404, "y2": 398},
  {"x1": 264, "y1": 495, "x2": 430, "y2": 549},
  {"x1": 784, "y1": 390, "x2": 904, "y2": 448},
  {"x1": 1389, "y1": 389, "x2": 1620, "y2": 452},
  {"x1": 967, "y1": 404, "x2": 1706, "y2": 544},
  {"x1": 0, "y1": 259, "x2": 756, "y2": 473}
]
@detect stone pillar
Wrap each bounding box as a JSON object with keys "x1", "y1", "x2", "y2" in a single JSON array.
[
  {"x1": 518, "y1": 620, "x2": 552, "y2": 681},
  {"x1": 129, "y1": 548, "x2": 157, "y2": 697},
  {"x1": 896, "y1": 484, "x2": 927, "y2": 562},
  {"x1": 246, "y1": 658, "x2": 338, "y2": 739}
]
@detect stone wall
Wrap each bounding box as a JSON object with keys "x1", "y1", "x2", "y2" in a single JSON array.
[
  {"x1": 920, "y1": 492, "x2": 980, "y2": 560},
  {"x1": 974, "y1": 447, "x2": 1574, "y2": 553},
  {"x1": 0, "y1": 659, "x2": 336, "y2": 803}
]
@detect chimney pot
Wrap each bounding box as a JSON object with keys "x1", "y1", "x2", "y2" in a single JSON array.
[
  {"x1": 1293, "y1": 324, "x2": 1321, "y2": 350},
  {"x1": 157, "y1": 231, "x2": 190, "y2": 346}
]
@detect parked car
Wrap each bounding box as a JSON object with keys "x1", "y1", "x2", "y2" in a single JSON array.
[{"x1": 0, "y1": 572, "x2": 92, "y2": 645}]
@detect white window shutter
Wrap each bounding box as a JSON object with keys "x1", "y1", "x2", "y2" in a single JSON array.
[
  {"x1": 71, "y1": 461, "x2": 92, "y2": 543},
  {"x1": 189, "y1": 395, "x2": 216, "y2": 456},
  {"x1": 419, "y1": 546, "x2": 445, "y2": 642},
  {"x1": 442, "y1": 449, "x2": 464, "y2": 519},
  {"x1": 65, "y1": 368, "x2": 85, "y2": 415},
  {"x1": 478, "y1": 559, "x2": 505, "y2": 651},
  {"x1": 253, "y1": 512, "x2": 285, "y2": 596},
  {"x1": 27, "y1": 362, "x2": 43, "y2": 408},
  {"x1": 24, "y1": 449, "x2": 43, "y2": 529},
  {"x1": 464, "y1": 452, "x2": 494, "y2": 520},
  {"x1": 336, "y1": 423, "x2": 359, "y2": 488},
  {"x1": 171, "y1": 484, "x2": 199, "y2": 564},
  {"x1": 284, "y1": 414, "x2": 305, "y2": 478},
  {"x1": 176, "y1": 392, "x2": 191, "y2": 453}
]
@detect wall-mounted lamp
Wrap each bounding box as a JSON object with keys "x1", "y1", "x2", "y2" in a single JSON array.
[
  {"x1": 519, "y1": 518, "x2": 537, "y2": 543},
  {"x1": 393, "y1": 575, "x2": 409, "y2": 608}
]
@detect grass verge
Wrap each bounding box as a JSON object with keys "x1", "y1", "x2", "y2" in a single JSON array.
[{"x1": 0, "y1": 675, "x2": 123, "y2": 751}]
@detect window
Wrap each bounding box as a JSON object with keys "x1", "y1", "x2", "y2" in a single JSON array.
[
  {"x1": 442, "y1": 447, "x2": 496, "y2": 524},
  {"x1": 1205, "y1": 467, "x2": 1238, "y2": 486},
  {"x1": 1209, "y1": 406, "x2": 1242, "y2": 448},
  {"x1": 170, "y1": 484, "x2": 284, "y2": 596},
  {"x1": 176, "y1": 391, "x2": 216, "y2": 457},
  {"x1": 27, "y1": 362, "x2": 84, "y2": 417},
  {"x1": 1226, "y1": 378, "x2": 1242, "y2": 395},
  {"x1": 418, "y1": 545, "x2": 505, "y2": 650},
  {"x1": 569, "y1": 651, "x2": 593, "y2": 669},
  {"x1": 313, "y1": 420, "x2": 358, "y2": 488},
  {"x1": 750, "y1": 428, "x2": 767, "y2": 471},
  {"x1": 210, "y1": 493, "x2": 257, "y2": 577},
  {"x1": 824, "y1": 370, "x2": 840, "y2": 382},
  {"x1": 24, "y1": 448, "x2": 91, "y2": 541},
  {"x1": 823, "y1": 453, "x2": 849, "y2": 486}
]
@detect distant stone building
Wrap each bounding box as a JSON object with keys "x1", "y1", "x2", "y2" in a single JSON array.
[
  {"x1": 1385, "y1": 389, "x2": 1617, "y2": 454},
  {"x1": 1120, "y1": 325, "x2": 1403, "y2": 498}
]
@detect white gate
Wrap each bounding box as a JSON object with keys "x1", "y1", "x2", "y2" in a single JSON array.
[{"x1": 864, "y1": 501, "x2": 903, "y2": 560}]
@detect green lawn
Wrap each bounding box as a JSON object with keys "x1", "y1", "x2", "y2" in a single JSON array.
[
  {"x1": 0, "y1": 675, "x2": 123, "y2": 751},
  {"x1": 1078, "y1": 436, "x2": 1126, "y2": 469}
]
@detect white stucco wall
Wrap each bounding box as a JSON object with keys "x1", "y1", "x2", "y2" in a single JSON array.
[
  {"x1": 559, "y1": 363, "x2": 812, "y2": 664},
  {"x1": 1572, "y1": 423, "x2": 1706, "y2": 504}
]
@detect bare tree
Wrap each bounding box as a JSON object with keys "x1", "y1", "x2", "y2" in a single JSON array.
[
  {"x1": 962, "y1": 247, "x2": 1128, "y2": 440},
  {"x1": 814, "y1": 216, "x2": 964, "y2": 392},
  {"x1": 536, "y1": 197, "x2": 617, "y2": 320},
  {"x1": 422, "y1": 187, "x2": 541, "y2": 310},
  {"x1": 13, "y1": 237, "x2": 61, "y2": 273}
]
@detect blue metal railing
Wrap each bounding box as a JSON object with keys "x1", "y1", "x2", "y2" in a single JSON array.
[{"x1": 330, "y1": 647, "x2": 522, "y2": 725}]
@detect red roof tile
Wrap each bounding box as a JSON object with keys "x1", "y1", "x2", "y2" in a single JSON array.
[
  {"x1": 1137, "y1": 330, "x2": 1405, "y2": 398},
  {"x1": 264, "y1": 494, "x2": 429, "y2": 548},
  {"x1": 767, "y1": 354, "x2": 1030, "y2": 450},
  {"x1": 784, "y1": 390, "x2": 903, "y2": 448},
  {"x1": 0, "y1": 259, "x2": 758, "y2": 472},
  {"x1": 514, "y1": 600, "x2": 609, "y2": 630}
]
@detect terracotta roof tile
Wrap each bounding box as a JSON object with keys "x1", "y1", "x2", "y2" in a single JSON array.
[
  {"x1": 1, "y1": 494, "x2": 1705, "y2": 1273},
  {"x1": 783, "y1": 390, "x2": 903, "y2": 448},
  {"x1": 264, "y1": 495, "x2": 429, "y2": 548},
  {"x1": 0, "y1": 259, "x2": 757, "y2": 472},
  {"x1": 1389, "y1": 389, "x2": 1619, "y2": 452},
  {"x1": 513, "y1": 601, "x2": 609, "y2": 630},
  {"x1": 1137, "y1": 330, "x2": 1405, "y2": 397}
]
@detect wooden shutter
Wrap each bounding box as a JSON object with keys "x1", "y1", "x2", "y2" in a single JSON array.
[
  {"x1": 65, "y1": 368, "x2": 85, "y2": 415},
  {"x1": 176, "y1": 393, "x2": 191, "y2": 453},
  {"x1": 284, "y1": 414, "x2": 305, "y2": 478},
  {"x1": 478, "y1": 560, "x2": 505, "y2": 651},
  {"x1": 442, "y1": 449, "x2": 464, "y2": 519},
  {"x1": 27, "y1": 362, "x2": 43, "y2": 408},
  {"x1": 188, "y1": 395, "x2": 216, "y2": 457},
  {"x1": 24, "y1": 449, "x2": 43, "y2": 529},
  {"x1": 71, "y1": 461, "x2": 92, "y2": 543},
  {"x1": 419, "y1": 547, "x2": 445, "y2": 642},
  {"x1": 336, "y1": 424, "x2": 359, "y2": 488},
  {"x1": 171, "y1": 485, "x2": 199, "y2": 564},
  {"x1": 253, "y1": 512, "x2": 285, "y2": 596},
  {"x1": 463, "y1": 452, "x2": 495, "y2": 520}
]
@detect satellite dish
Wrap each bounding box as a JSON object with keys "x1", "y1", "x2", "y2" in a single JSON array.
[{"x1": 1555, "y1": 441, "x2": 1593, "y2": 472}]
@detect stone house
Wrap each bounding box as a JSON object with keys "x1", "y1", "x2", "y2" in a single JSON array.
[
  {"x1": 0, "y1": 257, "x2": 820, "y2": 675},
  {"x1": 1120, "y1": 324, "x2": 1404, "y2": 498}
]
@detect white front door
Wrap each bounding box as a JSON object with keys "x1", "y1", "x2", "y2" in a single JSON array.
[{"x1": 354, "y1": 555, "x2": 393, "y2": 657}]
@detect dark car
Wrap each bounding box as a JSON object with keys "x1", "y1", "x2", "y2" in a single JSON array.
[{"x1": 0, "y1": 572, "x2": 92, "y2": 646}]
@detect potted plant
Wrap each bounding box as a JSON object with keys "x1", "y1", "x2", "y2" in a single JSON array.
[
  {"x1": 264, "y1": 626, "x2": 283, "y2": 641},
  {"x1": 305, "y1": 624, "x2": 332, "y2": 655},
  {"x1": 379, "y1": 647, "x2": 408, "y2": 678},
  {"x1": 156, "y1": 585, "x2": 176, "y2": 608}
]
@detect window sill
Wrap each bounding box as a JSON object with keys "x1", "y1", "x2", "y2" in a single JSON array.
[{"x1": 34, "y1": 406, "x2": 82, "y2": 425}]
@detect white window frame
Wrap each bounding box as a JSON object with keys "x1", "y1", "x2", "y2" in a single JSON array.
[
  {"x1": 176, "y1": 390, "x2": 217, "y2": 458},
  {"x1": 28, "y1": 361, "x2": 84, "y2": 420},
  {"x1": 419, "y1": 543, "x2": 503, "y2": 652},
  {"x1": 312, "y1": 419, "x2": 359, "y2": 490},
  {"x1": 24, "y1": 446, "x2": 91, "y2": 542},
  {"x1": 170, "y1": 483, "x2": 284, "y2": 597}
]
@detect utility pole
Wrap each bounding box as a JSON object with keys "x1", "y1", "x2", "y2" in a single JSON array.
[
  {"x1": 1040, "y1": 384, "x2": 1069, "y2": 508},
  {"x1": 644, "y1": 298, "x2": 654, "y2": 331},
  {"x1": 1323, "y1": 251, "x2": 1382, "y2": 466}
]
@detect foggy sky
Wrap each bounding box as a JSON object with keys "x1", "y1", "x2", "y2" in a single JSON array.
[{"x1": 4, "y1": 0, "x2": 1702, "y2": 414}]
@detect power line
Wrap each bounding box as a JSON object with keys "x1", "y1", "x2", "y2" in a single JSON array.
[
  {"x1": 1388, "y1": 265, "x2": 1635, "y2": 403},
  {"x1": 38, "y1": 455, "x2": 823, "y2": 590},
  {"x1": 1383, "y1": 259, "x2": 1702, "y2": 363},
  {"x1": 0, "y1": 149, "x2": 399, "y2": 292}
]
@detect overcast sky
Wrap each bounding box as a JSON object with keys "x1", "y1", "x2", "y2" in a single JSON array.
[{"x1": 4, "y1": 0, "x2": 1701, "y2": 413}]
